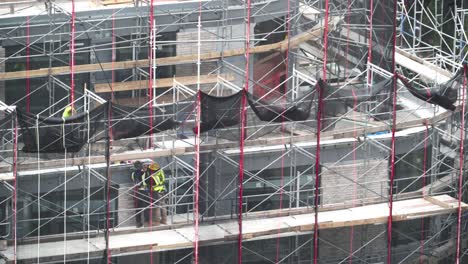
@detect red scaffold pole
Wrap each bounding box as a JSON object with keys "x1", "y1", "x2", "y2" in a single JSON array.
[
  {"x1": 13, "y1": 114, "x2": 18, "y2": 264},
  {"x1": 387, "y1": 0, "x2": 398, "y2": 262},
  {"x1": 238, "y1": 0, "x2": 251, "y2": 263},
  {"x1": 148, "y1": 0, "x2": 155, "y2": 149},
  {"x1": 106, "y1": 103, "x2": 112, "y2": 264},
  {"x1": 455, "y1": 64, "x2": 467, "y2": 264},
  {"x1": 194, "y1": 89, "x2": 201, "y2": 264},
  {"x1": 26, "y1": 17, "x2": 30, "y2": 113},
  {"x1": 420, "y1": 122, "x2": 429, "y2": 264},
  {"x1": 275, "y1": 1, "x2": 292, "y2": 262},
  {"x1": 193, "y1": 1, "x2": 202, "y2": 263},
  {"x1": 70, "y1": 0, "x2": 75, "y2": 107}
]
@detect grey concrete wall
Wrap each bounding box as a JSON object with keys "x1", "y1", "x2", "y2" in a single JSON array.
[
  {"x1": 117, "y1": 183, "x2": 136, "y2": 227},
  {"x1": 175, "y1": 24, "x2": 250, "y2": 89},
  {"x1": 322, "y1": 159, "x2": 389, "y2": 205},
  {"x1": 319, "y1": 225, "x2": 387, "y2": 263}
]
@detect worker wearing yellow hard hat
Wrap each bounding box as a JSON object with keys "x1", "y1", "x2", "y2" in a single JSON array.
[{"x1": 148, "y1": 161, "x2": 167, "y2": 225}]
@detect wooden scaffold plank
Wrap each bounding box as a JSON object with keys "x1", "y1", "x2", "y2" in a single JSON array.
[{"x1": 2, "y1": 195, "x2": 466, "y2": 262}]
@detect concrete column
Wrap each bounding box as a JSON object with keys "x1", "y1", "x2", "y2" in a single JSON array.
[
  {"x1": 20, "y1": 195, "x2": 33, "y2": 238},
  {"x1": 117, "y1": 183, "x2": 135, "y2": 227}
]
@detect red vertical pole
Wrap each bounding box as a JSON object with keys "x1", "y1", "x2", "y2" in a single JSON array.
[
  {"x1": 313, "y1": 81, "x2": 323, "y2": 264},
  {"x1": 194, "y1": 90, "x2": 201, "y2": 264},
  {"x1": 420, "y1": 122, "x2": 429, "y2": 264},
  {"x1": 111, "y1": 11, "x2": 115, "y2": 101},
  {"x1": 148, "y1": 2, "x2": 155, "y2": 263},
  {"x1": 193, "y1": 1, "x2": 202, "y2": 263},
  {"x1": 367, "y1": 0, "x2": 373, "y2": 75},
  {"x1": 345, "y1": 1, "x2": 357, "y2": 262},
  {"x1": 26, "y1": 17, "x2": 30, "y2": 113},
  {"x1": 70, "y1": 0, "x2": 75, "y2": 107},
  {"x1": 148, "y1": 0, "x2": 155, "y2": 149},
  {"x1": 106, "y1": 103, "x2": 112, "y2": 264},
  {"x1": 455, "y1": 64, "x2": 467, "y2": 264},
  {"x1": 13, "y1": 114, "x2": 18, "y2": 264},
  {"x1": 275, "y1": 1, "x2": 291, "y2": 262},
  {"x1": 238, "y1": 0, "x2": 251, "y2": 263},
  {"x1": 387, "y1": 0, "x2": 398, "y2": 262}
]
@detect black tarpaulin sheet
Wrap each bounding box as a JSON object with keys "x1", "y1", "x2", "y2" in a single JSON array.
[
  {"x1": 397, "y1": 72, "x2": 459, "y2": 111},
  {"x1": 111, "y1": 103, "x2": 179, "y2": 140},
  {"x1": 17, "y1": 103, "x2": 108, "y2": 153},
  {"x1": 322, "y1": 78, "x2": 394, "y2": 121},
  {"x1": 196, "y1": 91, "x2": 242, "y2": 134},
  {"x1": 247, "y1": 80, "x2": 318, "y2": 123}
]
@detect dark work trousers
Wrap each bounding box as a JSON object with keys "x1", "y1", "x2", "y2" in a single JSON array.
[{"x1": 135, "y1": 189, "x2": 150, "y2": 225}]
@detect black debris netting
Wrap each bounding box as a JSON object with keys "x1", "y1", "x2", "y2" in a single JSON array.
[
  {"x1": 111, "y1": 103, "x2": 179, "y2": 140},
  {"x1": 397, "y1": 69, "x2": 465, "y2": 111},
  {"x1": 17, "y1": 103, "x2": 108, "y2": 153},
  {"x1": 17, "y1": 102, "x2": 180, "y2": 153},
  {"x1": 323, "y1": 78, "x2": 395, "y2": 121},
  {"x1": 398, "y1": 75, "x2": 456, "y2": 111},
  {"x1": 247, "y1": 80, "x2": 317, "y2": 123},
  {"x1": 196, "y1": 91, "x2": 242, "y2": 134}
]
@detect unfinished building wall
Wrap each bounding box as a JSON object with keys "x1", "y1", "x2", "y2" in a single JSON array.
[
  {"x1": 322, "y1": 159, "x2": 389, "y2": 205},
  {"x1": 176, "y1": 24, "x2": 248, "y2": 88}
]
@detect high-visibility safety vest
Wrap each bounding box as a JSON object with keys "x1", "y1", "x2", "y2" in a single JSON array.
[
  {"x1": 150, "y1": 169, "x2": 166, "y2": 193},
  {"x1": 62, "y1": 106, "x2": 73, "y2": 119},
  {"x1": 131, "y1": 170, "x2": 148, "y2": 191}
]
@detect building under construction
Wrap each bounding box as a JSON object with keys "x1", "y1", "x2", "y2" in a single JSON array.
[{"x1": 0, "y1": 0, "x2": 467, "y2": 263}]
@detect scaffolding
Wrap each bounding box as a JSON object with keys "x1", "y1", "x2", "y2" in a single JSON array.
[{"x1": 0, "y1": 0, "x2": 466, "y2": 263}]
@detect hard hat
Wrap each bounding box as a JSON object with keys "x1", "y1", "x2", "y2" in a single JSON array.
[
  {"x1": 133, "y1": 161, "x2": 143, "y2": 170},
  {"x1": 149, "y1": 163, "x2": 160, "y2": 171}
]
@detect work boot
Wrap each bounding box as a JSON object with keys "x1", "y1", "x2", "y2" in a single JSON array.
[
  {"x1": 136, "y1": 222, "x2": 143, "y2": 228},
  {"x1": 152, "y1": 221, "x2": 160, "y2": 226}
]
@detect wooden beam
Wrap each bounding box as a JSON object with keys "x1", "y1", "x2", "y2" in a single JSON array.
[
  {"x1": 101, "y1": 0, "x2": 133, "y2": 5},
  {"x1": 424, "y1": 195, "x2": 456, "y2": 209},
  {"x1": 0, "y1": 27, "x2": 325, "y2": 81},
  {"x1": 94, "y1": 74, "x2": 235, "y2": 93}
]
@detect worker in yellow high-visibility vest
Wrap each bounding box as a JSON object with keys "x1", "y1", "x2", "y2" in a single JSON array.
[
  {"x1": 148, "y1": 162, "x2": 167, "y2": 225},
  {"x1": 62, "y1": 105, "x2": 74, "y2": 119},
  {"x1": 131, "y1": 161, "x2": 150, "y2": 228}
]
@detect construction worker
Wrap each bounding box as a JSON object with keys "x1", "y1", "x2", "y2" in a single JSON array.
[
  {"x1": 131, "y1": 161, "x2": 150, "y2": 228},
  {"x1": 148, "y1": 162, "x2": 167, "y2": 225},
  {"x1": 62, "y1": 105, "x2": 74, "y2": 119}
]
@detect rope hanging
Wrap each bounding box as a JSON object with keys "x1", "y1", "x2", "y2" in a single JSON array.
[
  {"x1": 238, "y1": 0, "x2": 251, "y2": 262},
  {"x1": 313, "y1": 1, "x2": 329, "y2": 263}
]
